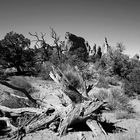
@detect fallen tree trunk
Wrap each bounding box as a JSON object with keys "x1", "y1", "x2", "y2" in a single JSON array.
[
  {"x1": 0, "y1": 66, "x2": 109, "y2": 139},
  {"x1": 0, "y1": 105, "x2": 46, "y2": 116},
  {"x1": 0, "y1": 105, "x2": 57, "y2": 139},
  {"x1": 0, "y1": 99, "x2": 107, "y2": 138},
  {"x1": 49, "y1": 66, "x2": 107, "y2": 137},
  {"x1": 24, "y1": 111, "x2": 59, "y2": 133}
]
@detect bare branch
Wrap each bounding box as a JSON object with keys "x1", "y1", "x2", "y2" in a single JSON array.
[
  {"x1": 29, "y1": 32, "x2": 41, "y2": 41},
  {"x1": 50, "y1": 27, "x2": 62, "y2": 61},
  {"x1": 40, "y1": 32, "x2": 46, "y2": 42},
  {"x1": 29, "y1": 32, "x2": 47, "y2": 48},
  {"x1": 50, "y1": 28, "x2": 59, "y2": 42}
]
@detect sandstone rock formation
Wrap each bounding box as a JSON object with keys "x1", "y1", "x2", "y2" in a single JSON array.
[{"x1": 65, "y1": 32, "x2": 88, "y2": 61}]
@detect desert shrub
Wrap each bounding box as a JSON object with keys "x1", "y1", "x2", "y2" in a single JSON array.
[
  {"x1": 106, "y1": 76, "x2": 119, "y2": 86},
  {"x1": 60, "y1": 64, "x2": 84, "y2": 90},
  {"x1": 95, "y1": 46, "x2": 131, "y2": 79},
  {"x1": 38, "y1": 61, "x2": 53, "y2": 80},
  {"x1": 124, "y1": 68, "x2": 140, "y2": 97},
  {"x1": 64, "y1": 54, "x2": 87, "y2": 71},
  {"x1": 80, "y1": 63, "x2": 99, "y2": 81},
  {"x1": 107, "y1": 46, "x2": 131, "y2": 78},
  {"x1": 96, "y1": 75, "x2": 110, "y2": 89},
  {"x1": 57, "y1": 54, "x2": 91, "y2": 83},
  {"x1": 115, "y1": 111, "x2": 134, "y2": 120},
  {"x1": 0, "y1": 66, "x2": 4, "y2": 79},
  {"x1": 95, "y1": 54, "x2": 109, "y2": 69},
  {"x1": 108, "y1": 88, "x2": 133, "y2": 112},
  {"x1": 95, "y1": 89, "x2": 109, "y2": 101},
  {"x1": 33, "y1": 63, "x2": 42, "y2": 75},
  {"x1": 93, "y1": 87, "x2": 133, "y2": 112},
  {"x1": 49, "y1": 51, "x2": 61, "y2": 66}
]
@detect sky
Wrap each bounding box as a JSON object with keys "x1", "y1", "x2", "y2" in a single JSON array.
[{"x1": 0, "y1": 0, "x2": 140, "y2": 57}]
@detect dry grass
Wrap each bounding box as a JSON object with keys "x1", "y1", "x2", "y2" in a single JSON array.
[
  {"x1": 92, "y1": 87, "x2": 133, "y2": 113},
  {"x1": 8, "y1": 76, "x2": 35, "y2": 97},
  {"x1": 61, "y1": 64, "x2": 84, "y2": 90},
  {"x1": 115, "y1": 111, "x2": 135, "y2": 120},
  {"x1": 108, "y1": 88, "x2": 133, "y2": 112}
]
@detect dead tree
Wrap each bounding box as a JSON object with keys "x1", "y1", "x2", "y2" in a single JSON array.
[
  {"x1": 29, "y1": 32, "x2": 52, "y2": 63},
  {"x1": 0, "y1": 66, "x2": 110, "y2": 139},
  {"x1": 29, "y1": 32, "x2": 46, "y2": 48},
  {"x1": 50, "y1": 28, "x2": 63, "y2": 62},
  {"x1": 49, "y1": 66, "x2": 108, "y2": 136}
]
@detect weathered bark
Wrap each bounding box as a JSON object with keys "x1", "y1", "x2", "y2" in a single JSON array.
[
  {"x1": 0, "y1": 101, "x2": 107, "y2": 138},
  {"x1": 49, "y1": 67, "x2": 90, "y2": 104},
  {"x1": 49, "y1": 66, "x2": 107, "y2": 137},
  {"x1": 57, "y1": 101, "x2": 107, "y2": 136},
  {"x1": 86, "y1": 119, "x2": 106, "y2": 137},
  {"x1": 24, "y1": 111, "x2": 59, "y2": 133},
  {"x1": 0, "y1": 105, "x2": 45, "y2": 116},
  {"x1": 0, "y1": 105, "x2": 57, "y2": 139}
]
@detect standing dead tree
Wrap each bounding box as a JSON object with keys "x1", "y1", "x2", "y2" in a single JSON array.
[
  {"x1": 29, "y1": 32, "x2": 47, "y2": 47},
  {"x1": 29, "y1": 32, "x2": 46, "y2": 48},
  {"x1": 50, "y1": 28, "x2": 64, "y2": 62},
  {"x1": 29, "y1": 32, "x2": 53, "y2": 63}
]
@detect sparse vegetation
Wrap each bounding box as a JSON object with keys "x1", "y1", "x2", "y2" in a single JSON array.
[
  {"x1": 108, "y1": 88, "x2": 133, "y2": 112},
  {"x1": 124, "y1": 67, "x2": 140, "y2": 97},
  {"x1": 115, "y1": 111, "x2": 134, "y2": 120},
  {"x1": 38, "y1": 61, "x2": 53, "y2": 80},
  {"x1": 91, "y1": 87, "x2": 133, "y2": 113},
  {"x1": 0, "y1": 30, "x2": 140, "y2": 139},
  {"x1": 61, "y1": 64, "x2": 84, "y2": 90}
]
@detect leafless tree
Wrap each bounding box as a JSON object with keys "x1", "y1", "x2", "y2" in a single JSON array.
[
  {"x1": 29, "y1": 32, "x2": 53, "y2": 63},
  {"x1": 29, "y1": 32, "x2": 47, "y2": 49},
  {"x1": 50, "y1": 27, "x2": 63, "y2": 62}
]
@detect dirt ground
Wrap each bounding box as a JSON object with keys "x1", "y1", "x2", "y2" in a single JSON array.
[{"x1": 1, "y1": 76, "x2": 140, "y2": 140}]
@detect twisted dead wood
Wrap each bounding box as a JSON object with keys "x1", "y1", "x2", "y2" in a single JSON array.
[
  {"x1": 49, "y1": 66, "x2": 107, "y2": 136},
  {"x1": 0, "y1": 66, "x2": 108, "y2": 139}
]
